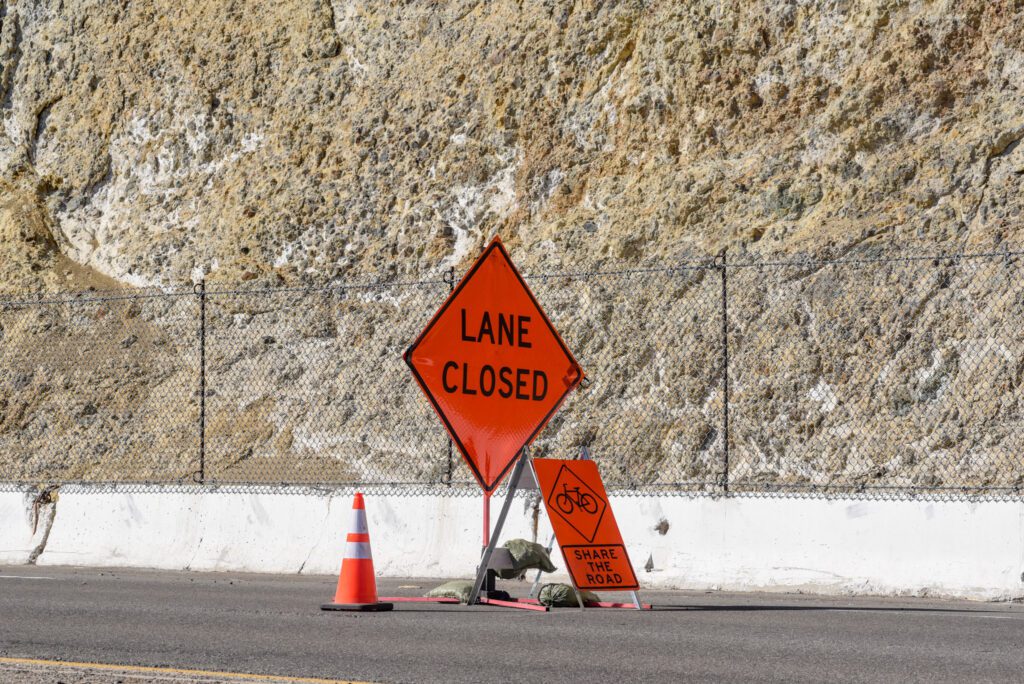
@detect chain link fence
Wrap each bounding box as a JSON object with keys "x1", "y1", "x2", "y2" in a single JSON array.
[
  {"x1": 203, "y1": 280, "x2": 453, "y2": 490},
  {"x1": 0, "y1": 290, "x2": 200, "y2": 486},
  {"x1": 1, "y1": 250, "x2": 1022, "y2": 498},
  {"x1": 727, "y1": 251, "x2": 1024, "y2": 496}
]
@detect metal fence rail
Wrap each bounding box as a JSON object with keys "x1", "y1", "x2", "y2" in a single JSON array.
[{"x1": 1, "y1": 249, "x2": 1022, "y2": 498}]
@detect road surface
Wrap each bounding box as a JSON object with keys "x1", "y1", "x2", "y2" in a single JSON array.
[{"x1": 2, "y1": 566, "x2": 1023, "y2": 683}]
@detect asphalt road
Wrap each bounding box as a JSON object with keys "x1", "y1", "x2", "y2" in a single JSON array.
[{"x1": 2, "y1": 566, "x2": 1023, "y2": 684}]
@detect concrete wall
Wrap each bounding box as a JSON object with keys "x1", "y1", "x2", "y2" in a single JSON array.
[
  {"x1": 0, "y1": 487, "x2": 55, "y2": 565},
  {"x1": 2, "y1": 487, "x2": 1022, "y2": 600}
]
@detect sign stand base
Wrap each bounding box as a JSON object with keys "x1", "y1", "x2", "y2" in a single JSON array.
[
  {"x1": 466, "y1": 448, "x2": 551, "y2": 612},
  {"x1": 384, "y1": 448, "x2": 651, "y2": 612},
  {"x1": 382, "y1": 450, "x2": 549, "y2": 612}
]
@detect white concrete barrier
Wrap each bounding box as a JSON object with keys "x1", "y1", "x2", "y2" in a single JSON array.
[
  {"x1": 0, "y1": 487, "x2": 55, "y2": 564},
  {"x1": 8, "y1": 487, "x2": 1022, "y2": 600}
]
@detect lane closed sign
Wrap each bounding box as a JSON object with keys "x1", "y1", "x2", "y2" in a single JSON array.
[
  {"x1": 405, "y1": 237, "x2": 584, "y2": 492},
  {"x1": 532, "y1": 458, "x2": 640, "y2": 591}
]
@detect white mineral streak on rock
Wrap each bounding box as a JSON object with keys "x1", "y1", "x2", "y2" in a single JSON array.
[
  {"x1": 487, "y1": 155, "x2": 518, "y2": 217},
  {"x1": 877, "y1": 360, "x2": 896, "y2": 384},
  {"x1": 273, "y1": 245, "x2": 294, "y2": 269},
  {"x1": 441, "y1": 149, "x2": 519, "y2": 271},
  {"x1": 46, "y1": 107, "x2": 264, "y2": 287},
  {"x1": 344, "y1": 46, "x2": 369, "y2": 81},
  {"x1": 808, "y1": 380, "x2": 838, "y2": 414},
  {"x1": 915, "y1": 349, "x2": 947, "y2": 386}
]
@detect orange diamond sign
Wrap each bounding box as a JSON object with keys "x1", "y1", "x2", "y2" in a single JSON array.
[
  {"x1": 405, "y1": 236, "x2": 584, "y2": 492},
  {"x1": 532, "y1": 458, "x2": 639, "y2": 591}
]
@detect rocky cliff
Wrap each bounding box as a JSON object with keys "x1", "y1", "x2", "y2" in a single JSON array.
[
  {"x1": 1, "y1": 0, "x2": 1021, "y2": 290},
  {"x1": 1, "y1": 1, "x2": 1023, "y2": 490}
]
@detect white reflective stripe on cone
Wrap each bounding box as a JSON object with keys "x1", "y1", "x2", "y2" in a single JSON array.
[
  {"x1": 345, "y1": 541, "x2": 373, "y2": 560},
  {"x1": 348, "y1": 508, "x2": 369, "y2": 535}
]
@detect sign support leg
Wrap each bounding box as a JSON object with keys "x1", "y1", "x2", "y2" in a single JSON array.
[
  {"x1": 482, "y1": 491, "x2": 491, "y2": 546},
  {"x1": 481, "y1": 491, "x2": 496, "y2": 595},
  {"x1": 630, "y1": 591, "x2": 643, "y2": 610},
  {"x1": 468, "y1": 449, "x2": 528, "y2": 606},
  {"x1": 528, "y1": 531, "x2": 557, "y2": 598},
  {"x1": 560, "y1": 554, "x2": 586, "y2": 612}
]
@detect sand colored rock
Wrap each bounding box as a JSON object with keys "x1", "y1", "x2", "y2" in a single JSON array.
[
  {"x1": 1, "y1": 1, "x2": 1023, "y2": 489},
  {"x1": 0, "y1": 1, "x2": 1020, "y2": 288}
]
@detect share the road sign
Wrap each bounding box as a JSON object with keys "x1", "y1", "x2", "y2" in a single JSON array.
[
  {"x1": 405, "y1": 236, "x2": 584, "y2": 492},
  {"x1": 533, "y1": 458, "x2": 639, "y2": 591}
]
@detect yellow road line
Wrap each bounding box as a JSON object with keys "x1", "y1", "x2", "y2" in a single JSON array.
[{"x1": 0, "y1": 657, "x2": 373, "y2": 683}]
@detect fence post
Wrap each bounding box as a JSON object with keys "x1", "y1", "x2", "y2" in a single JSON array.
[
  {"x1": 196, "y1": 279, "x2": 207, "y2": 485},
  {"x1": 718, "y1": 250, "x2": 730, "y2": 494},
  {"x1": 442, "y1": 266, "x2": 456, "y2": 486}
]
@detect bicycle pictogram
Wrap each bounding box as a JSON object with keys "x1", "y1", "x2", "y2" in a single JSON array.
[
  {"x1": 544, "y1": 463, "x2": 608, "y2": 542},
  {"x1": 554, "y1": 482, "x2": 600, "y2": 516}
]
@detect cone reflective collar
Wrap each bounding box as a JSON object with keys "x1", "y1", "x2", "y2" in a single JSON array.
[
  {"x1": 321, "y1": 493, "x2": 393, "y2": 612},
  {"x1": 344, "y1": 497, "x2": 372, "y2": 560}
]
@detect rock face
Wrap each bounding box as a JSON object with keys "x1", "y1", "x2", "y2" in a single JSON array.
[
  {"x1": 1, "y1": 0, "x2": 1021, "y2": 288},
  {"x1": 1, "y1": 1, "x2": 1023, "y2": 491}
]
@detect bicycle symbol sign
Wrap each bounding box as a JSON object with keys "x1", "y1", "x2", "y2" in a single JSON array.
[
  {"x1": 546, "y1": 463, "x2": 607, "y2": 543},
  {"x1": 533, "y1": 458, "x2": 640, "y2": 591}
]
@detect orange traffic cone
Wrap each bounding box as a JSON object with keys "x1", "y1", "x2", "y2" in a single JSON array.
[{"x1": 321, "y1": 492, "x2": 393, "y2": 612}]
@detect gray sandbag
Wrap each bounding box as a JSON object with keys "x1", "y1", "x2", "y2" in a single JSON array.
[
  {"x1": 537, "y1": 583, "x2": 600, "y2": 607},
  {"x1": 497, "y1": 538, "x2": 558, "y2": 579},
  {"x1": 424, "y1": 580, "x2": 475, "y2": 603}
]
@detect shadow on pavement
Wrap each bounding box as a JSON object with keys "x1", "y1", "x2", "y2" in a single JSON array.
[{"x1": 650, "y1": 604, "x2": 1022, "y2": 615}]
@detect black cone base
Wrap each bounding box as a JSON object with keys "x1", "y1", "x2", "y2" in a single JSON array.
[{"x1": 321, "y1": 602, "x2": 394, "y2": 612}]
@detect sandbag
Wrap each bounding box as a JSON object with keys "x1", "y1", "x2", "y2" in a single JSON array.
[
  {"x1": 424, "y1": 580, "x2": 475, "y2": 603},
  {"x1": 496, "y1": 538, "x2": 557, "y2": 579},
  {"x1": 537, "y1": 583, "x2": 600, "y2": 607}
]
